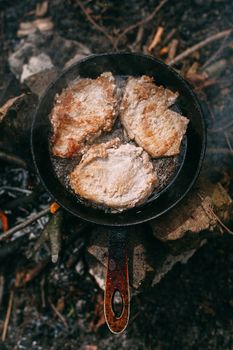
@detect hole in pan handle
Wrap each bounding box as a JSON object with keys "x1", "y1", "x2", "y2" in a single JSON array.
[{"x1": 104, "y1": 228, "x2": 130, "y2": 334}]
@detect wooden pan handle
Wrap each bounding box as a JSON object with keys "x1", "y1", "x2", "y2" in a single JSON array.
[{"x1": 104, "y1": 228, "x2": 130, "y2": 334}]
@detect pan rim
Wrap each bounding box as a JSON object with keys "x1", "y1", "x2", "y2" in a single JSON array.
[{"x1": 31, "y1": 52, "x2": 206, "y2": 226}]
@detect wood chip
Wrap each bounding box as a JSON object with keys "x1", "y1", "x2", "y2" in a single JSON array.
[
  {"x1": 0, "y1": 94, "x2": 25, "y2": 122},
  {"x1": 186, "y1": 62, "x2": 200, "y2": 77},
  {"x1": 17, "y1": 18, "x2": 53, "y2": 37},
  {"x1": 147, "y1": 26, "x2": 164, "y2": 52},
  {"x1": 34, "y1": 18, "x2": 54, "y2": 31},
  {"x1": 50, "y1": 202, "x2": 60, "y2": 214},
  {"x1": 36, "y1": 1, "x2": 48, "y2": 17},
  {"x1": 159, "y1": 46, "x2": 169, "y2": 55}
]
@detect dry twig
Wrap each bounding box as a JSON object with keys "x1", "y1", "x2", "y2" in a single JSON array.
[
  {"x1": 40, "y1": 275, "x2": 46, "y2": 308},
  {"x1": 224, "y1": 132, "x2": 233, "y2": 153},
  {"x1": 167, "y1": 39, "x2": 178, "y2": 61},
  {"x1": 2, "y1": 290, "x2": 14, "y2": 341},
  {"x1": 0, "y1": 275, "x2": 4, "y2": 312},
  {"x1": 168, "y1": 29, "x2": 232, "y2": 66},
  {"x1": 163, "y1": 28, "x2": 176, "y2": 45},
  {"x1": 207, "y1": 148, "x2": 233, "y2": 155},
  {"x1": 0, "y1": 206, "x2": 51, "y2": 242},
  {"x1": 113, "y1": 0, "x2": 168, "y2": 50},
  {"x1": 24, "y1": 260, "x2": 49, "y2": 283},
  {"x1": 201, "y1": 32, "x2": 231, "y2": 69},
  {"x1": 147, "y1": 26, "x2": 164, "y2": 52},
  {"x1": 198, "y1": 194, "x2": 233, "y2": 235},
  {"x1": 0, "y1": 151, "x2": 27, "y2": 168},
  {"x1": 76, "y1": 0, "x2": 114, "y2": 47},
  {"x1": 49, "y1": 298, "x2": 68, "y2": 328},
  {"x1": 209, "y1": 120, "x2": 233, "y2": 133}
]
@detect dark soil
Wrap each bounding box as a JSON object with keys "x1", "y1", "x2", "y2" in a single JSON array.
[{"x1": 0, "y1": 0, "x2": 233, "y2": 349}]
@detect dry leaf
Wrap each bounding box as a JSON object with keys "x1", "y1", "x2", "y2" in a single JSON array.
[{"x1": 0, "y1": 94, "x2": 25, "y2": 122}]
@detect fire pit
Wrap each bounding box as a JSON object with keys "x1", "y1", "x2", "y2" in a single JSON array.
[{"x1": 0, "y1": 0, "x2": 232, "y2": 348}]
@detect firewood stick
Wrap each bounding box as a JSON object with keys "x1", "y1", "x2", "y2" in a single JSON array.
[{"x1": 168, "y1": 29, "x2": 232, "y2": 66}]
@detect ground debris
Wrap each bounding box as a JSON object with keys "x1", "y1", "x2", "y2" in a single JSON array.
[
  {"x1": 17, "y1": 18, "x2": 54, "y2": 37},
  {"x1": 0, "y1": 1, "x2": 233, "y2": 348},
  {"x1": 169, "y1": 28, "x2": 232, "y2": 66},
  {"x1": 0, "y1": 94, "x2": 25, "y2": 122},
  {"x1": 89, "y1": 292, "x2": 105, "y2": 332},
  {"x1": 27, "y1": 210, "x2": 62, "y2": 263}
]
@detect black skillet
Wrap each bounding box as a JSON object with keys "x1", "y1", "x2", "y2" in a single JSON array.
[{"x1": 31, "y1": 53, "x2": 206, "y2": 334}]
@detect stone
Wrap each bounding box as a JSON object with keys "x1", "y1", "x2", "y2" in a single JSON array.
[
  {"x1": 8, "y1": 30, "x2": 91, "y2": 79},
  {"x1": 20, "y1": 53, "x2": 54, "y2": 83}
]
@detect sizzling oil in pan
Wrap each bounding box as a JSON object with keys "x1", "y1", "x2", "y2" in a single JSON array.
[{"x1": 50, "y1": 75, "x2": 187, "y2": 213}]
